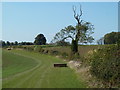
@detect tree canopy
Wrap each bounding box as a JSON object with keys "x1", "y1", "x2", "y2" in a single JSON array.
[
  {"x1": 51, "y1": 24, "x2": 94, "y2": 44},
  {"x1": 104, "y1": 32, "x2": 120, "y2": 44},
  {"x1": 97, "y1": 37, "x2": 104, "y2": 45},
  {"x1": 34, "y1": 34, "x2": 46, "y2": 45}
]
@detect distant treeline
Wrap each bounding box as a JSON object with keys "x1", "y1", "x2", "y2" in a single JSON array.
[
  {"x1": 0, "y1": 40, "x2": 71, "y2": 48},
  {"x1": 1, "y1": 32, "x2": 120, "y2": 47},
  {"x1": 97, "y1": 32, "x2": 120, "y2": 45},
  {"x1": 0, "y1": 41, "x2": 34, "y2": 47}
]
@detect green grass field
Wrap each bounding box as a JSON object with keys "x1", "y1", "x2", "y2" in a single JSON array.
[
  {"x1": 2, "y1": 49, "x2": 86, "y2": 88},
  {"x1": 2, "y1": 50, "x2": 38, "y2": 78}
]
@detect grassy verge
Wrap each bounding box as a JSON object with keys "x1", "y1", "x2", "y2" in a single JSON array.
[{"x1": 3, "y1": 49, "x2": 86, "y2": 88}]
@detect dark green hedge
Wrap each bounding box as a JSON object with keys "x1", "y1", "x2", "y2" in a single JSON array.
[{"x1": 90, "y1": 45, "x2": 120, "y2": 87}]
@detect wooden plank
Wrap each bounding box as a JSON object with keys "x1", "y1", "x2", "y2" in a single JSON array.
[{"x1": 54, "y1": 63, "x2": 67, "y2": 67}]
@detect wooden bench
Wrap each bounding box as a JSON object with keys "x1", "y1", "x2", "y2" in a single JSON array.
[{"x1": 54, "y1": 63, "x2": 67, "y2": 67}]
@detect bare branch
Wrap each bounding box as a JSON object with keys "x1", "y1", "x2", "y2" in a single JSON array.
[
  {"x1": 73, "y1": 5, "x2": 83, "y2": 25},
  {"x1": 73, "y1": 5, "x2": 76, "y2": 18},
  {"x1": 79, "y1": 4, "x2": 83, "y2": 19},
  {"x1": 63, "y1": 36, "x2": 74, "y2": 41}
]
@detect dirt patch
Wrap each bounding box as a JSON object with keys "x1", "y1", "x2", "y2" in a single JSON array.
[
  {"x1": 68, "y1": 61, "x2": 82, "y2": 70},
  {"x1": 67, "y1": 60, "x2": 104, "y2": 88}
]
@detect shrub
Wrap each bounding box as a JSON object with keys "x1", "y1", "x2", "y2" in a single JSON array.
[
  {"x1": 26, "y1": 47, "x2": 34, "y2": 51},
  {"x1": 55, "y1": 41, "x2": 70, "y2": 46},
  {"x1": 17, "y1": 45, "x2": 23, "y2": 48},
  {"x1": 90, "y1": 45, "x2": 120, "y2": 87},
  {"x1": 43, "y1": 50, "x2": 49, "y2": 54},
  {"x1": 49, "y1": 50, "x2": 59, "y2": 55},
  {"x1": 61, "y1": 52, "x2": 68, "y2": 58},
  {"x1": 34, "y1": 46, "x2": 43, "y2": 52},
  {"x1": 68, "y1": 52, "x2": 80, "y2": 60}
]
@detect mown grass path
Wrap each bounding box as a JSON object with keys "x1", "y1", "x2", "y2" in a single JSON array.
[{"x1": 3, "y1": 49, "x2": 86, "y2": 88}]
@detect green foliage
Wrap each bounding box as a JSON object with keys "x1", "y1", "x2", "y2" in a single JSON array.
[
  {"x1": 17, "y1": 45, "x2": 23, "y2": 48},
  {"x1": 51, "y1": 23, "x2": 94, "y2": 54},
  {"x1": 26, "y1": 47, "x2": 34, "y2": 51},
  {"x1": 0, "y1": 40, "x2": 6, "y2": 47},
  {"x1": 55, "y1": 40, "x2": 70, "y2": 46},
  {"x1": 6, "y1": 41, "x2": 10, "y2": 46},
  {"x1": 52, "y1": 24, "x2": 94, "y2": 45},
  {"x1": 19, "y1": 42, "x2": 34, "y2": 45},
  {"x1": 69, "y1": 52, "x2": 80, "y2": 60},
  {"x1": 89, "y1": 45, "x2": 120, "y2": 87},
  {"x1": 97, "y1": 37, "x2": 104, "y2": 45},
  {"x1": 104, "y1": 32, "x2": 120, "y2": 44},
  {"x1": 14, "y1": 41, "x2": 18, "y2": 45},
  {"x1": 34, "y1": 45, "x2": 43, "y2": 52},
  {"x1": 61, "y1": 52, "x2": 69, "y2": 58},
  {"x1": 34, "y1": 34, "x2": 46, "y2": 45},
  {"x1": 48, "y1": 50, "x2": 59, "y2": 55}
]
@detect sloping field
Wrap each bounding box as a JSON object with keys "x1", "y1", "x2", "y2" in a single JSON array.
[
  {"x1": 2, "y1": 49, "x2": 86, "y2": 88},
  {"x1": 3, "y1": 50, "x2": 38, "y2": 78}
]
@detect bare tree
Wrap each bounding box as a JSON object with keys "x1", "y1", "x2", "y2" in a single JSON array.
[{"x1": 52, "y1": 5, "x2": 94, "y2": 54}]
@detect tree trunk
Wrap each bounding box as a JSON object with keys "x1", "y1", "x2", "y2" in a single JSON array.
[{"x1": 71, "y1": 39, "x2": 78, "y2": 54}]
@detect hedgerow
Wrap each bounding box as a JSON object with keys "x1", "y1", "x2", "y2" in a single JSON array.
[{"x1": 89, "y1": 45, "x2": 120, "y2": 87}]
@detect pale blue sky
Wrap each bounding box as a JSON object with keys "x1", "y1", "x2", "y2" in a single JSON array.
[{"x1": 2, "y1": 2, "x2": 118, "y2": 44}]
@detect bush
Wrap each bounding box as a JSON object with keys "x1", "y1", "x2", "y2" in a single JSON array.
[
  {"x1": 26, "y1": 47, "x2": 34, "y2": 51},
  {"x1": 49, "y1": 50, "x2": 59, "y2": 55},
  {"x1": 61, "y1": 52, "x2": 68, "y2": 58},
  {"x1": 34, "y1": 46, "x2": 43, "y2": 52},
  {"x1": 68, "y1": 52, "x2": 80, "y2": 60},
  {"x1": 89, "y1": 45, "x2": 120, "y2": 87},
  {"x1": 55, "y1": 41, "x2": 70, "y2": 46},
  {"x1": 43, "y1": 50, "x2": 49, "y2": 54},
  {"x1": 17, "y1": 45, "x2": 23, "y2": 48}
]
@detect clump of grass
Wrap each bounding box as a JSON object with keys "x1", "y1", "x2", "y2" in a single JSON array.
[
  {"x1": 34, "y1": 45, "x2": 43, "y2": 52},
  {"x1": 61, "y1": 52, "x2": 69, "y2": 59}
]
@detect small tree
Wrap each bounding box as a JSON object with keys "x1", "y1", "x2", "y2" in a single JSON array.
[
  {"x1": 34, "y1": 34, "x2": 46, "y2": 45},
  {"x1": 10, "y1": 42, "x2": 14, "y2": 46},
  {"x1": 6, "y1": 41, "x2": 10, "y2": 46},
  {"x1": 2, "y1": 41, "x2": 6, "y2": 47},
  {"x1": 97, "y1": 37, "x2": 104, "y2": 45},
  {"x1": 104, "y1": 32, "x2": 120, "y2": 44},
  {"x1": 0, "y1": 40, "x2": 6, "y2": 47},
  {"x1": 52, "y1": 5, "x2": 94, "y2": 54},
  {"x1": 14, "y1": 41, "x2": 18, "y2": 45}
]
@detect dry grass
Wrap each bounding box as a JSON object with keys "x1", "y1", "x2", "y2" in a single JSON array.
[
  {"x1": 44, "y1": 46, "x2": 71, "y2": 54},
  {"x1": 67, "y1": 60, "x2": 104, "y2": 88},
  {"x1": 43, "y1": 45, "x2": 101, "y2": 57},
  {"x1": 18, "y1": 45, "x2": 106, "y2": 58}
]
